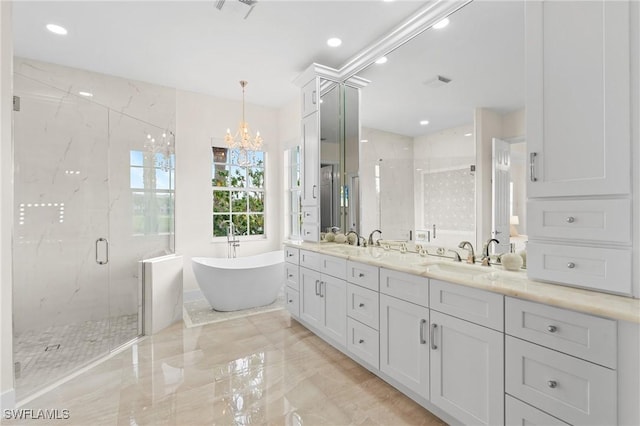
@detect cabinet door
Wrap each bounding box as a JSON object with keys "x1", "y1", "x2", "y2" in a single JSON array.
[
  {"x1": 430, "y1": 311, "x2": 504, "y2": 426},
  {"x1": 526, "y1": 0, "x2": 630, "y2": 197},
  {"x1": 301, "y1": 112, "x2": 319, "y2": 207},
  {"x1": 299, "y1": 267, "x2": 322, "y2": 329},
  {"x1": 301, "y1": 78, "x2": 319, "y2": 117},
  {"x1": 321, "y1": 275, "x2": 347, "y2": 347},
  {"x1": 380, "y1": 294, "x2": 429, "y2": 399}
]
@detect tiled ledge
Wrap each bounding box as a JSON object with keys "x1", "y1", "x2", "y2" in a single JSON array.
[{"x1": 284, "y1": 240, "x2": 640, "y2": 324}]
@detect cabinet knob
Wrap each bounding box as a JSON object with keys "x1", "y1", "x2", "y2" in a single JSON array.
[
  {"x1": 359, "y1": 303, "x2": 365, "y2": 308},
  {"x1": 288, "y1": 253, "x2": 293, "y2": 257},
  {"x1": 547, "y1": 325, "x2": 557, "y2": 333},
  {"x1": 359, "y1": 339, "x2": 364, "y2": 344},
  {"x1": 547, "y1": 380, "x2": 558, "y2": 389},
  {"x1": 288, "y1": 299, "x2": 293, "y2": 303},
  {"x1": 566, "y1": 216, "x2": 575, "y2": 223},
  {"x1": 358, "y1": 273, "x2": 365, "y2": 278},
  {"x1": 288, "y1": 274, "x2": 293, "y2": 278},
  {"x1": 567, "y1": 262, "x2": 576, "y2": 269}
]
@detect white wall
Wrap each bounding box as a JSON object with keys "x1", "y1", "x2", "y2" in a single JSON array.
[
  {"x1": 176, "y1": 89, "x2": 283, "y2": 291},
  {"x1": 0, "y1": 0, "x2": 14, "y2": 409}
]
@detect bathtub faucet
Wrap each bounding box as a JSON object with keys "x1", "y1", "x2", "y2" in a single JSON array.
[{"x1": 224, "y1": 221, "x2": 239, "y2": 258}]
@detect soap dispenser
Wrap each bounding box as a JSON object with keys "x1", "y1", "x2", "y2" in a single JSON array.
[{"x1": 501, "y1": 243, "x2": 523, "y2": 271}]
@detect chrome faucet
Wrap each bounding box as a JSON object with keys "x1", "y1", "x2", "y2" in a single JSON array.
[
  {"x1": 481, "y1": 238, "x2": 500, "y2": 266},
  {"x1": 346, "y1": 230, "x2": 362, "y2": 246},
  {"x1": 368, "y1": 229, "x2": 382, "y2": 246},
  {"x1": 224, "y1": 220, "x2": 239, "y2": 258},
  {"x1": 458, "y1": 241, "x2": 475, "y2": 264},
  {"x1": 448, "y1": 249, "x2": 462, "y2": 262}
]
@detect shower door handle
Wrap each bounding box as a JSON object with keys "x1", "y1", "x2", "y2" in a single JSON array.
[{"x1": 95, "y1": 238, "x2": 109, "y2": 265}]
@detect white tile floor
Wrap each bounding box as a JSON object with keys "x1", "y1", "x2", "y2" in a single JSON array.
[{"x1": 14, "y1": 315, "x2": 139, "y2": 399}]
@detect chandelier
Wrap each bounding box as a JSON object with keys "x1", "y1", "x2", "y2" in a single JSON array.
[
  {"x1": 225, "y1": 80, "x2": 263, "y2": 165},
  {"x1": 144, "y1": 131, "x2": 174, "y2": 172}
]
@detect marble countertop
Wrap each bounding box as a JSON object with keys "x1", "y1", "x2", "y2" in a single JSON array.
[{"x1": 284, "y1": 240, "x2": 640, "y2": 324}]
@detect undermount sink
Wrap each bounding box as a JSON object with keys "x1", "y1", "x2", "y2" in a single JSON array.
[
  {"x1": 322, "y1": 244, "x2": 388, "y2": 259},
  {"x1": 426, "y1": 262, "x2": 494, "y2": 277}
]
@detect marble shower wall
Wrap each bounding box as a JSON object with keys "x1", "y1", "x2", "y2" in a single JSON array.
[
  {"x1": 359, "y1": 128, "x2": 414, "y2": 240},
  {"x1": 13, "y1": 58, "x2": 176, "y2": 334},
  {"x1": 413, "y1": 124, "x2": 476, "y2": 248}
]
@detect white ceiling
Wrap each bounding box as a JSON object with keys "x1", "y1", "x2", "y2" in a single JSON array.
[{"x1": 12, "y1": 0, "x2": 525, "y2": 138}]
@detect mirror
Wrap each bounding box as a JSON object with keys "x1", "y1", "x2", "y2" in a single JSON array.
[{"x1": 357, "y1": 0, "x2": 525, "y2": 253}]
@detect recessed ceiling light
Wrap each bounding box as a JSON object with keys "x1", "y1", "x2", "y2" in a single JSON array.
[
  {"x1": 360, "y1": 139, "x2": 369, "y2": 143},
  {"x1": 433, "y1": 18, "x2": 450, "y2": 30},
  {"x1": 420, "y1": 120, "x2": 430, "y2": 126},
  {"x1": 46, "y1": 24, "x2": 68, "y2": 35},
  {"x1": 383, "y1": 0, "x2": 395, "y2": 2},
  {"x1": 375, "y1": 56, "x2": 388, "y2": 65},
  {"x1": 327, "y1": 37, "x2": 342, "y2": 47},
  {"x1": 78, "y1": 91, "x2": 93, "y2": 97},
  {"x1": 464, "y1": 133, "x2": 472, "y2": 137}
]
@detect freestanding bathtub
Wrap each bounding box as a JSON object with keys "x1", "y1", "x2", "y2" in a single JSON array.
[{"x1": 191, "y1": 250, "x2": 284, "y2": 312}]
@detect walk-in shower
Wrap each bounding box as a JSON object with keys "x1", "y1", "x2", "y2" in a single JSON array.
[{"x1": 12, "y1": 67, "x2": 175, "y2": 399}]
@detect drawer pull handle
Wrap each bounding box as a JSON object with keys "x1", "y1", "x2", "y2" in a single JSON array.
[
  {"x1": 288, "y1": 274, "x2": 294, "y2": 278},
  {"x1": 547, "y1": 380, "x2": 558, "y2": 389},
  {"x1": 359, "y1": 303, "x2": 365, "y2": 308},
  {"x1": 358, "y1": 273, "x2": 365, "y2": 277},
  {"x1": 566, "y1": 216, "x2": 575, "y2": 223},
  {"x1": 530, "y1": 152, "x2": 538, "y2": 182},
  {"x1": 359, "y1": 339, "x2": 364, "y2": 344},
  {"x1": 419, "y1": 319, "x2": 427, "y2": 345},
  {"x1": 547, "y1": 325, "x2": 557, "y2": 333},
  {"x1": 567, "y1": 262, "x2": 576, "y2": 269}
]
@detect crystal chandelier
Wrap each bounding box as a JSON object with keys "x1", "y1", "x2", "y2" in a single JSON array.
[
  {"x1": 144, "y1": 131, "x2": 174, "y2": 172},
  {"x1": 225, "y1": 80, "x2": 263, "y2": 165}
]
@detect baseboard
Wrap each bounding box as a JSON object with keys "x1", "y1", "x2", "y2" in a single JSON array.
[{"x1": 1, "y1": 388, "x2": 15, "y2": 410}]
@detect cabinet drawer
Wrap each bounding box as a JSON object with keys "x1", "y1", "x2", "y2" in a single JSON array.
[
  {"x1": 320, "y1": 254, "x2": 347, "y2": 280},
  {"x1": 285, "y1": 287, "x2": 300, "y2": 318},
  {"x1": 528, "y1": 199, "x2": 631, "y2": 243},
  {"x1": 300, "y1": 249, "x2": 321, "y2": 271},
  {"x1": 380, "y1": 268, "x2": 429, "y2": 307},
  {"x1": 505, "y1": 395, "x2": 569, "y2": 426},
  {"x1": 347, "y1": 317, "x2": 379, "y2": 370},
  {"x1": 302, "y1": 206, "x2": 319, "y2": 224},
  {"x1": 527, "y1": 242, "x2": 632, "y2": 295},
  {"x1": 430, "y1": 279, "x2": 504, "y2": 331},
  {"x1": 301, "y1": 223, "x2": 319, "y2": 242},
  {"x1": 347, "y1": 283, "x2": 379, "y2": 330},
  {"x1": 285, "y1": 264, "x2": 299, "y2": 291},
  {"x1": 506, "y1": 336, "x2": 617, "y2": 426},
  {"x1": 284, "y1": 247, "x2": 299, "y2": 264},
  {"x1": 347, "y1": 261, "x2": 379, "y2": 291},
  {"x1": 505, "y1": 297, "x2": 616, "y2": 368}
]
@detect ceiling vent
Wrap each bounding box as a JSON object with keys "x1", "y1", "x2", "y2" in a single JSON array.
[
  {"x1": 423, "y1": 75, "x2": 452, "y2": 88},
  {"x1": 215, "y1": 0, "x2": 257, "y2": 19}
]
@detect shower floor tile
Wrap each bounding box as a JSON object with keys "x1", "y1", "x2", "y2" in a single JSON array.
[{"x1": 13, "y1": 314, "x2": 138, "y2": 399}]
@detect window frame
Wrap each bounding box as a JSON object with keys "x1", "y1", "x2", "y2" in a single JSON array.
[{"x1": 211, "y1": 146, "x2": 266, "y2": 240}]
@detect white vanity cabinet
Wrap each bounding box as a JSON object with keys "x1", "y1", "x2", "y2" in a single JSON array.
[
  {"x1": 429, "y1": 280, "x2": 504, "y2": 426},
  {"x1": 505, "y1": 297, "x2": 618, "y2": 426},
  {"x1": 345, "y1": 260, "x2": 380, "y2": 370},
  {"x1": 526, "y1": 0, "x2": 630, "y2": 197},
  {"x1": 298, "y1": 251, "x2": 347, "y2": 347},
  {"x1": 284, "y1": 247, "x2": 300, "y2": 318},
  {"x1": 379, "y1": 269, "x2": 430, "y2": 400},
  {"x1": 525, "y1": 0, "x2": 634, "y2": 295}
]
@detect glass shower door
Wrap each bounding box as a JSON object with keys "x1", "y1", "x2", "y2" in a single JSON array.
[
  {"x1": 13, "y1": 74, "x2": 112, "y2": 398},
  {"x1": 107, "y1": 110, "x2": 174, "y2": 348}
]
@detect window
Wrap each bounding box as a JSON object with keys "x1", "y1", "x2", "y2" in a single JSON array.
[
  {"x1": 212, "y1": 147, "x2": 265, "y2": 238},
  {"x1": 286, "y1": 147, "x2": 302, "y2": 239},
  {"x1": 130, "y1": 150, "x2": 175, "y2": 235}
]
